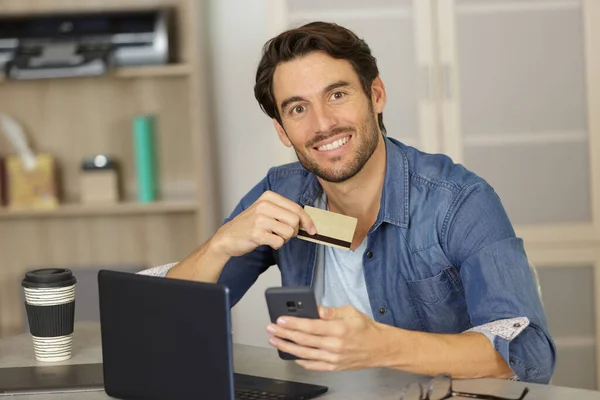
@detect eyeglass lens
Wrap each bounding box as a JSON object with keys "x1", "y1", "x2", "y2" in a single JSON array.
[
  {"x1": 428, "y1": 374, "x2": 452, "y2": 400},
  {"x1": 399, "y1": 382, "x2": 425, "y2": 400}
]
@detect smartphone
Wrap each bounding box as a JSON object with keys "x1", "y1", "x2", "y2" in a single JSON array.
[{"x1": 265, "y1": 286, "x2": 320, "y2": 360}]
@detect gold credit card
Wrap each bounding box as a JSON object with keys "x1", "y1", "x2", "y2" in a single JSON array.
[{"x1": 297, "y1": 206, "x2": 358, "y2": 250}]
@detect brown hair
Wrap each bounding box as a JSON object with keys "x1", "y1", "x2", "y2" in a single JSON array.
[{"x1": 254, "y1": 21, "x2": 386, "y2": 134}]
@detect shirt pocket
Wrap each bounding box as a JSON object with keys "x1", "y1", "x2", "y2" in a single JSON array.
[{"x1": 405, "y1": 266, "x2": 471, "y2": 333}]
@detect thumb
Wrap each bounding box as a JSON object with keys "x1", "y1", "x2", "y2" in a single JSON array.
[
  {"x1": 319, "y1": 305, "x2": 355, "y2": 320},
  {"x1": 318, "y1": 306, "x2": 334, "y2": 320}
]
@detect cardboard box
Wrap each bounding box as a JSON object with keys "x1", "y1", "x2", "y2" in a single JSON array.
[{"x1": 7, "y1": 153, "x2": 58, "y2": 210}]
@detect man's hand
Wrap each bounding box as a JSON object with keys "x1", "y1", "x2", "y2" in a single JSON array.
[
  {"x1": 167, "y1": 191, "x2": 314, "y2": 283},
  {"x1": 266, "y1": 305, "x2": 387, "y2": 371},
  {"x1": 266, "y1": 305, "x2": 516, "y2": 379},
  {"x1": 213, "y1": 191, "x2": 317, "y2": 257}
]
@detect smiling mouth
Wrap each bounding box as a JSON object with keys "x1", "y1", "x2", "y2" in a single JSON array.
[{"x1": 315, "y1": 136, "x2": 351, "y2": 152}]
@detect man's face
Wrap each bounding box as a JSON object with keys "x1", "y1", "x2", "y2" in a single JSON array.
[{"x1": 272, "y1": 51, "x2": 385, "y2": 183}]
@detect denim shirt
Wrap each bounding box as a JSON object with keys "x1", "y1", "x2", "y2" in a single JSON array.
[{"x1": 214, "y1": 137, "x2": 555, "y2": 383}]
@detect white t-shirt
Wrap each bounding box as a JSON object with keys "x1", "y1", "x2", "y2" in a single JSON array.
[{"x1": 311, "y1": 193, "x2": 374, "y2": 319}]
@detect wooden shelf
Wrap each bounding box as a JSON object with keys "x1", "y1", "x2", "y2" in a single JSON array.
[
  {"x1": 0, "y1": 1, "x2": 179, "y2": 15},
  {"x1": 110, "y1": 64, "x2": 192, "y2": 78},
  {"x1": 0, "y1": 64, "x2": 191, "y2": 84},
  {"x1": 0, "y1": 200, "x2": 198, "y2": 219},
  {"x1": 0, "y1": 0, "x2": 216, "y2": 339}
]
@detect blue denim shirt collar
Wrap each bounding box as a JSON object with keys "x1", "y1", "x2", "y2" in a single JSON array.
[{"x1": 298, "y1": 136, "x2": 410, "y2": 229}]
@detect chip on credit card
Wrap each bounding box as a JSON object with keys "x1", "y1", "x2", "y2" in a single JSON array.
[{"x1": 297, "y1": 206, "x2": 357, "y2": 250}]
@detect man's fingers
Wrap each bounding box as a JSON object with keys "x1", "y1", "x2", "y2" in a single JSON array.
[
  {"x1": 261, "y1": 233, "x2": 285, "y2": 250},
  {"x1": 268, "y1": 324, "x2": 343, "y2": 353},
  {"x1": 268, "y1": 336, "x2": 338, "y2": 364},
  {"x1": 319, "y1": 305, "x2": 358, "y2": 320},
  {"x1": 251, "y1": 217, "x2": 287, "y2": 249},
  {"x1": 297, "y1": 210, "x2": 317, "y2": 236},
  {"x1": 254, "y1": 202, "x2": 299, "y2": 236},
  {"x1": 270, "y1": 208, "x2": 302, "y2": 237},
  {"x1": 319, "y1": 306, "x2": 331, "y2": 319},
  {"x1": 295, "y1": 360, "x2": 337, "y2": 372},
  {"x1": 277, "y1": 317, "x2": 347, "y2": 337},
  {"x1": 260, "y1": 191, "x2": 317, "y2": 235},
  {"x1": 265, "y1": 219, "x2": 296, "y2": 242}
]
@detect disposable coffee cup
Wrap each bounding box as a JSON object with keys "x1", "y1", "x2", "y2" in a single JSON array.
[{"x1": 21, "y1": 268, "x2": 77, "y2": 362}]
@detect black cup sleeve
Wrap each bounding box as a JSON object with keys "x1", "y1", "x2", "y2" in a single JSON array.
[{"x1": 25, "y1": 301, "x2": 75, "y2": 337}]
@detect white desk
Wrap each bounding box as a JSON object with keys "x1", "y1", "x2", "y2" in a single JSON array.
[{"x1": 1, "y1": 323, "x2": 599, "y2": 399}]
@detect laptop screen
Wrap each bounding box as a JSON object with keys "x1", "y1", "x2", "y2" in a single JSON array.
[{"x1": 98, "y1": 270, "x2": 235, "y2": 399}]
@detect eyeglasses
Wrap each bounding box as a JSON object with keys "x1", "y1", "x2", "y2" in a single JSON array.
[{"x1": 399, "y1": 374, "x2": 529, "y2": 400}]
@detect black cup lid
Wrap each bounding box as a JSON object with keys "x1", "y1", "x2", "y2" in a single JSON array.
[{"x1": 22, "y1": 268, "x2": 77, "y2": 288}]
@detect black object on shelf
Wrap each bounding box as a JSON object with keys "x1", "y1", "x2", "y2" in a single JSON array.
[{"x1": 1, "y1": 9, "x2": 171, "y2": 80}]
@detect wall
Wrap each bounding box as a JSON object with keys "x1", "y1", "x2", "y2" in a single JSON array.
[{"x1": 207, "y1": 0, "x2": 282, "y2": 347}]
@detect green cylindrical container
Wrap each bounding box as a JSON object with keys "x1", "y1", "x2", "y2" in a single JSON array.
[{"x1": 133, "y1": 115, "x2": 156, "y2": 203}]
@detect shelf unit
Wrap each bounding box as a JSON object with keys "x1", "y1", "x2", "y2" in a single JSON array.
[
  {"x1": 0, "y1": 200, "x2": 198, "y2": 219},
  {"x1": 0, "y1": 64, "x2": 193, "y2": 83},
  {"x1": 0, "y1": 0, "x2": 217, "y2": 337}
]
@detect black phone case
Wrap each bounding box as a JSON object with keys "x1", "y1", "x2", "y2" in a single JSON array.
[{"x1": 265, "y1": 286, "x2": 320, "y2": 360}]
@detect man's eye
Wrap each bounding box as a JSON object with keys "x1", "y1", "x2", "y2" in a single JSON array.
[
  {"x1": 331, "y1": 92, "x2": 345, "y2": 100},
  {"x1": 291, "y1": 105, "x2": 306, "y2": 115}
]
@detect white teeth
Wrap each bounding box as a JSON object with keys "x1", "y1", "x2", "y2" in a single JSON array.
[{"x1": 318, "y1": 136, "x2": 349, "y2": 151}]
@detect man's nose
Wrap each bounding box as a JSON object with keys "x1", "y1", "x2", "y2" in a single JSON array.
[{"x1": 311, "y1": 104, "x2": 337, "y2": 135}]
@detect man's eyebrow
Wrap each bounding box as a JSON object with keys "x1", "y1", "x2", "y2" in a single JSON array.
[
  {"x1": 323, "y1": 80, "x2": 351, "y2": 94},
  {"x1": 280, "y1": 96, "x2": 306, "y2": 114},
  {"x1": 279, "y1": 81, "x2": 352, "y2": 114}
]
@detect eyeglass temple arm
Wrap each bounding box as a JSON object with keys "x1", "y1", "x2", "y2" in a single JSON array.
[{"x1": 450, "y1": 387, "x2": 529, "y2": 400}]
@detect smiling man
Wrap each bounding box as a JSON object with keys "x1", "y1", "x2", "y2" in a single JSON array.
[{"x1": 141, "y1": 21, "x2": 556, "y2": 383}]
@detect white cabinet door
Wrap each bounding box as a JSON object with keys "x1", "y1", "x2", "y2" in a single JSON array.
[
  {"x1": 538, "y1": 265, "x2": 597, "y2": 390},
  {"x1": 436, "y1": 0, "x2": 600, "y2": 389},
  {"x1": 268, "y1": 0, "x2": 440, "y2": 163},
  {"x1": 437, "y1": 0, "x2": 595, "y2": 228}
]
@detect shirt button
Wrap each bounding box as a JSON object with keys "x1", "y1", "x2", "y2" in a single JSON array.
[
  {"x1": 510, "y1": 359, "x2": 515, "y2": 365},
  {"x1": 365, "y1": 250, "x2": 373, "y2": 259},
  {"x1": 379, "y1": 307, "x2": 386, "y2": 315},
  {"x1": 513, "y1": 323, "x2": 521, "y2": 328}
]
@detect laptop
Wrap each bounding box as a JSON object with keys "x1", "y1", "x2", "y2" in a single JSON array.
[{"x1": 97, "y1": 269, "x2": 329, "y2": 400}]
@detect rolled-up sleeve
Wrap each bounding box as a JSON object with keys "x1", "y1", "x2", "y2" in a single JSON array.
[
  {"x1": 466, "y1": 317, "x2": 530, "y2": 381},
  {"x1": 444, "y1": 182, "x2": 557, "y2": 383},
  {"x1": 137, "y1": 262, "x2": 178, "y2": 277}
]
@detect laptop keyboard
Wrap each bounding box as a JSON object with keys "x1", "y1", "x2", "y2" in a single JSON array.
[{"x1": 235, "y1": 388, "x2": 288, "y2": 399}]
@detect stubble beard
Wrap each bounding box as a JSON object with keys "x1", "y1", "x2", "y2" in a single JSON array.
[{"x1": 292, "y1": 108, "x2": 380, "y2": 183}]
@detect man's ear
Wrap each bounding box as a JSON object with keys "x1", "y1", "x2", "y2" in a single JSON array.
[
  {"x1": 371, "y1": 76, "x2": 387, "y2": 114},
  {"x1": 273, "y1": 119, "x2": 292, "y2": 147}
]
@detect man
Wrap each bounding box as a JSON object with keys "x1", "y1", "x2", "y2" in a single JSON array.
[{"x1": 142, "y1": 21, "x2": 555, "y2": 383}]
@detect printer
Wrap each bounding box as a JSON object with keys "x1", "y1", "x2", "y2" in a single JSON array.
[{"x1": 0, "y1": 9, "x2": 171, "y2": 80}]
